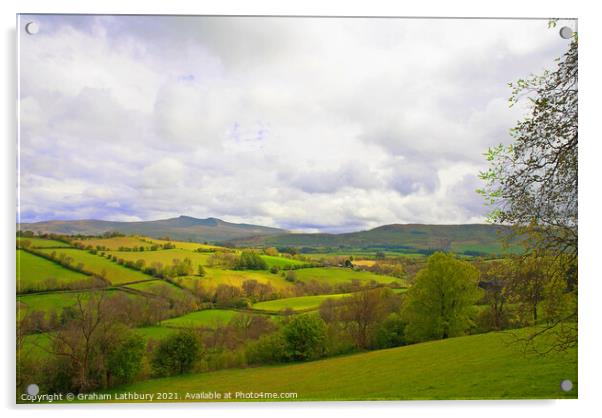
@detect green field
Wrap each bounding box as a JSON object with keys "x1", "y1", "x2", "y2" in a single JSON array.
[
  {"x1": 134, "y1": 326, "x2": 178, "y2": 341},
  {"x1": 259, "y1": 255, "x2": 307, "y2": 269},
  {"x1": 73, "y1": 236, "x2": 151, "y2": 250},
  {"x1": 37, "y1": 248, "x2": 152, "y2": 285},
  {"x1": 107, "y1": 328, "x2": 576, "y2": 401},
  {"x1": 145, "y1": 238, "x2": 223, "y2": 252},
  {"x1": 178, "y1": 268, "x2": 293, "y2": 292},
  {"x1": 160, "y1": 309, "x2": 241, "y2": 328},
  {"x1": 253, "y1": 293, "x2": 351, "y2": 312},
  {"x1": 125, "y1": 280, "x2": 191, "y2": 300},
  {"x1": 17, "y1": 250, "x2": 92, "y2": 292},
  {"x1": 294, "y1": 267, "x2": 407, "y2": 287},
  {"x1": 108, "y1": 249, "x2": 211, "y2": 267},
  {"x1": 17, "y1": 237, "x2": 71, "y2": 248}
]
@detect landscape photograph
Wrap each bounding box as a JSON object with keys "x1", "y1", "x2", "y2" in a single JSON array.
[{"x1": 16, "y1": 15, "x2": 577, "y2": 402}]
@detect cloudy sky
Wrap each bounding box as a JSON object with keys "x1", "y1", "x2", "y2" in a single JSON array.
[{"x1": 18, "y1": 15, "x2": 572, "y2": 232}]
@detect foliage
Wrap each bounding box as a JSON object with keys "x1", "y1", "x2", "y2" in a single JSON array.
[
  {"x1": 403, "y1": 252, "x2": 482, "y2": 342},
  {"x1": 152, "y1": 330, "x2": 200, "y2": 377},
  {"x1": 282, "y1": 315, "x2": 327, "y2": 361},
  {"x1": 235, "y1": 250, "x2": 268, "y2": 270}
]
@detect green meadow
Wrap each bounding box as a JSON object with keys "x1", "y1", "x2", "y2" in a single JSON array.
[
  {"x1": 108, "y1": 249, "x2": 211, "y2": 267},
  {"x1": 73, "y1": 236, "x2": 151, "y2": 250},
  {"x1": 17, "y1": 237, "x2": 71, "y2": 248},
  {"x1": 106, "y1": 328, "x2": 576, "y2": 401},
  {"x1": 294, "y1": 267, "x2": 407, "y2": 287},
  {"x1": 178, "y1": 267, "x2": 293, "y2": 291},
  {"x1": 160, "y1": 309, "x2": 242, "y2": 329},
  {"x1": 37, "y1": 248, "x2": 152, "y2": 285},
  {"x1": 253, "y1": 293, "x2": 351, "y2": 312},
  {"x1": 17, "y1": 250, "x2": 91, "y2": 292}
]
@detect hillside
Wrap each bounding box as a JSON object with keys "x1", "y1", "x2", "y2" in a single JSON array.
[
  {"x1": 18, "y1": 215, "x2": 286, "y2": 243},
  {"x1": 107, "y1": 328, "x2": 576, "y2": 401},
  {"x1": 234, "y1": 224, "x2": 518, "y2": 255},
  {"x1": 18, "y1": 217, "x2": 518, "y2": 255}
]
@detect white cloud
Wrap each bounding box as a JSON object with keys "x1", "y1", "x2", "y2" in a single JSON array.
[{"x1": 18, "y1": 15, "x2": 572, "y2": 231}]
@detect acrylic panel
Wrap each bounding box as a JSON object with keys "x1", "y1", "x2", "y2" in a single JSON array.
[{"x1": 16, "y1": 14, "x2": 578, "y2": 403}]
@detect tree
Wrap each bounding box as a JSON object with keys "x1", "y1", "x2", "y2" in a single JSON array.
[
  {"x1": 106, "y1": 333, "x2": 145, "y2": 385},
  {"x1": 282, "y1": 315, "x2": 327, "y2": 361},
  {"x1": 403, "y1": 252, "x2": 481, "y2": 343},
  {"x1": 478, "y1": 37, "x2": 577, "y2": 260},
  {"x1": 197, "y1": 264, "x2": 206, "y2": 276},
  {"x1": 152, "y1": 331, "x2": 200, "y2": 376},
  {"x1": 235, "y1": 251, "x2": 268, "y2": 270},
  {"x1": 478, "y1": 32, "x2": 577, "y2": 350},
  {"x1": 337, "y1": 287, "x2": 401, "y2": 349}
]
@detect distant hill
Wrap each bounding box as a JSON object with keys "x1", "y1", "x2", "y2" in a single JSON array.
[
  {"x1": 232, "y1": 224, "x2": 517, "y2": 256},
  {"x1": 18, "y1": 217, "x2": 517, "y2": 255},
  {"x1": 18, "y1": 215, "x2": 286, "y2": 243}
]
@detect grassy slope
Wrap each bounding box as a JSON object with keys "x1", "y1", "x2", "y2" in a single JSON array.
[
  {"x1": 17, "y1": 237, "x2": 71, "y2": 248},
  {"x1": 110, "y1": 328, "x2": 577, "y2": 401},
  {"x1": 38, "y1": 248, "x2": 152, "y2": 285},
  {"x1": 17, "y1": 250, "x2": 91, "y2": 290},
  {"x1": 259, "y1": 255, "x2": 307, "y2": 269},
  {"x1": 160, "y1": 309, "x2": 241, "y2": 328},
  {"x1": 253, "y1": 293, "x2": 351, "y2": 312},
  {"x1": 179, "y1": 268, "x2": 293, "y2": 291},
  {"x1": 144, "y1": 238, "x2": 223, "y2": 251},
  {"x1": 108, "y1": 249, "x2": 211, "y2": 267},
  {"x1": 294, "y1": 267, "x2": 406, "y2": 286},
  {"x1": 73, "y1": 236, "x2": 150, "y2": 250},
  {"x1": 17, "y1": 289, "x2": 136, "y2": 319}
]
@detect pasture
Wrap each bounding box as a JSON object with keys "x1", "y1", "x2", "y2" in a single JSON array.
[
  {"x1": 294, "y1": 267, "x2": 407, "y2": 287},
  {"x1": 143, "y1": 238, "x2": 223, "y2": 252},
  {"x1": 108, "y1": 327, "x2": 577, "y2": 401},
  {"x1": 37, "y1": 248, "x2": 152, "y2": 285},
  {"x1": 178, "y1": 268, "x2": 293, "y2": 292},
  {"x1": 17, "y1": 237, "x2": 71, "y2": 248},
  {"x1": 125, "y1": 280, "x2": 192, "y2": 300},
  {"x1": 17, "y1": 250, "x2": 92, "y2": 292},
  {"x1": 73, "y1": 236, "x2": 151, "y2": 250},
  {"x1": 108, "y1": 249, "x2": 211, "y2": 268},
  {"x1": 160, "y1": 309, "x2": 241, "y2": 329},
  {"x1": 252, "y1": 293, "x2": 351, "y2": 312}
]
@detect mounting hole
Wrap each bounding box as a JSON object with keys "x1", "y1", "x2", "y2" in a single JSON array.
[
  {"x1": 560, "y1": 379, "x2": 573, "y2": 392},
  {"x1": 25, "y1": 21, "x2": 39, "y2": 35},
  {"x1": 559, "y1": 26, "x2": 573, "y2": 39},
  {"x1": 26, "y1": 383, "x2": 40, "y2": 396}
]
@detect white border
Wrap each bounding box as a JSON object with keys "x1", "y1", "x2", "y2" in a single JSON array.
[{"x1": 2, "y1": 1, "x2": 599, "y2": 417}]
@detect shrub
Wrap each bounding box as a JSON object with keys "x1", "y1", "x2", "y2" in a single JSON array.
[
  {"x1": 152, "y1": 331, "x2": 200, "y2": 376},
  {"x1": 283, "y1": 315, "x2": 327, "y2": 361}
]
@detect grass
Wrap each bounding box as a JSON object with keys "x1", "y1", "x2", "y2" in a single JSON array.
[
  {"x1": 253, "y1": 293, "x2": 351, "y2": 312},
  {"x1": 178, "y1": 268, "x2": 293, "y2": 292},
  {"x1": 160, "y1": 309, "x2": 241, "y2": 329},
  {"x1": 134, "y1": 326, "x2": 178, "y2": 341},
  {"x1": 125, "y1": 280, "x2": 191, "y2": 300},
  {"x1": 16, "y1": 250, "x2": 92, "y2": 292},
  {"x1": 37, "y1": 248, "x2": 152, "y2": 285},
  {"x1": 294, "y1": 267, "x2": 407, "y2": 287},
  {"x1": 17, "y1": 290, "x2": 126, "y2": 320},
  {"x1": 17, "y1": 237, "x2": 72, "y2": 248},
  {"x1": 73, "y1": 236, "x2": 150, "y2": 250},
  {"x1": 144, "y1": 238, "x2": 224, "y2": 252},
  {"x1": 106, "y1": 327, "x2": 576, "y2": 401},
  {"x1": 259, "y1": 255, "x2": 307, "y2": 269},
  {"x1": 107, "y1": 249, "x2": 211, "y2": 268}
]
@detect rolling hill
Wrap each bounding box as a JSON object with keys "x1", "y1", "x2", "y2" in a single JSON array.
[
  {"x1": 233, "y1": 223, "x2": 518, "y2": 255},
  {"x1": 19, "y1": 216, "x2": 518, "y2": 255},
  {"x1": 104, "y1": 327, "x2": 576, "y2": 401},
  {"x1": 18, "y1": 215, "x2": 286, "y2": 243}
]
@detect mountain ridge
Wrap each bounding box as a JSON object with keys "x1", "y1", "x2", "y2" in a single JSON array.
[{"x1": 18, "y1": 216, "x2": 515, "y2": 255}]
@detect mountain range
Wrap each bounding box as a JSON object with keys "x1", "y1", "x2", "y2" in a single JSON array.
[{"x1": 18, "y1": 215, "x2": 515, "y2": 255}]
